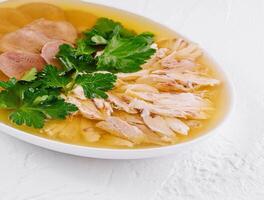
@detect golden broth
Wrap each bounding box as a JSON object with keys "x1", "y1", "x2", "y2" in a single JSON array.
[{"x1": 0, "y1": 0, "x2": 230, "y2": 149}]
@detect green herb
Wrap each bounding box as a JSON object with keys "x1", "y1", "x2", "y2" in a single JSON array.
[
  {"x1": 84, "y1": 18, "x2": 135, "y2": 44},
  {"x1": 39, "y1": 65, "x2": 70, "y2": 89},
  {"x1": 0, "y1": 78, "x2": 16, "y2": 89},
  {"x1": 76, "y1": 72, "x2": 117, "y2": 99},
  {"x1": 97, "y1": 29, "x2": 156, "y2": 73},
  {"x1": 56, "y1": 44, "x2": 96, "y2": 72},
  {"x1": 0, "y1": 78, "x2": 77, "y2": 128}
]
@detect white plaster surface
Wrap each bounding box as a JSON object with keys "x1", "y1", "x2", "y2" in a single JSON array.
[{"x1": 0, "y1": 0, "x2": 264, "y2": 199}]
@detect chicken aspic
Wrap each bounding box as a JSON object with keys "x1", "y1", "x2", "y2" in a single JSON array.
[{"x1": 0, "y1": 3, "x2": 223, "y2": 148}]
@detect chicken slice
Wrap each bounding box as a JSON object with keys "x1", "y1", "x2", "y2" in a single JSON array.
[
  {"x1": 164, "y1": 117, "x2": 190, "y2": 135},
  {"x1": 129, "y1": 99, "x2": 187, "y2": 118},
  {"x1": 164, "y1": 43, "x2": 202, "y2": 62},
  {"x1": 107, "y1": 93, "x2": 137, "y2": 114},
  {"x1": 117, "y1": 70, "x2": 149, "y2": 81},
  {"x1": 137, "y1": 74, "x2": 190, "y2": 92},
  {"x1": 71, "y1": 85, "x2": 86, "y2": 100},
  {"x1": 41, "y1": 40, "x2": 68, "y2": 68},
  {"x1": 142, "y1": 47, "x2": 169, "y2": 69},
  {"x1": 156, "y1": 38, "x2": 187, "y2": 50},
  {"x1": 0, "y1": 28, "x2": 50, "y2": 53},
  {"x1": 96, "y1": 117, "x2": 145, "y2": 144},
  {"x1": 129, "y1": 92, "x2": 211, "y2": 119},
  {"x1": 135, "y1": 124, "x2": 168, "y2": 146},
  {"x1": 93, "y1": 98, "x2": 113, "y2": 116},
  {"x1": 127, "y1": 90, "x2": 211, "y2": 107},
  {"x1": 26, "y1": 19, "x2": 77, "y2": 43},
  {"x1": 160, "y1": 59, "x2": 196, "y2": 70},
  {"x1": 17, "y1": 3, "x2": 66, "y2": 21},
  {"x1": 121, "y1": 83, "x2": 159, "y2": 93},
  {"x1": 185, "y1": 120, "x2": 202, "y2": 128},
  {"x1": 0, "y1": 51, "x2": 46, "y2": 79},
  {"x1": 66, "y1": 95, "x2": 104, "y2": 120},
  {"x1": 153, "y1": 70, "x2": 220, "y2": 88},
  {"x1": 114, "y1": 111, "x2": 143, "y2": 125},
  {"x1": 141, "y1": 110, "x2": 176, "y2": 141}
]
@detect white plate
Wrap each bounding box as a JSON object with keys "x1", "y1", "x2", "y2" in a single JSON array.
[{"x1": 0, "y1": 1, "x2": 234, "y2": 159}]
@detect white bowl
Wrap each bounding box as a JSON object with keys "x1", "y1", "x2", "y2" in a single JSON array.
[{"x1": 0, "y1": 1, "x2": 234, "y2": 159}]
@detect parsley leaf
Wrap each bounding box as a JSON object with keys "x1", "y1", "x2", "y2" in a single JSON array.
[
  {"x1": 76, "y1": 73, "x2": 117, "y2": 99},
  {"x1": 0, "y1": 78, "x2": 77, "y2": 128},
  {"x1": 56, "y1": 44, "x2": 96, "y2": 72},
  {"x1": 39, "y1": 99, "x2": 77, "y2": 119},
  {"x1": 0, "y1": 78, "x2": 16, "y2": 89},
  {"x1": 84, "y1": 18, "x2": 135, "y2": 44},
  {"x1": 10, "y1": 110, "x2": 46, "y2": 128},
  {"x1": 97, "y1": 30, "x2": 156, "y2": 73},
  {"x1": 39, "y1": 65, "x2": 70, "y2": 88}
]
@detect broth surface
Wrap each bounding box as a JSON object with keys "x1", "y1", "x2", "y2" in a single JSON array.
[{"x1": 0, "y1": 0, "x2": 230, "y2": 149}]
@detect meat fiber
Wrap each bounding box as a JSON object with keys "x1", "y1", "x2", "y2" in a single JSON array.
[{"x1": 0, "y1": 51, "x2": 45, "y2": 79}]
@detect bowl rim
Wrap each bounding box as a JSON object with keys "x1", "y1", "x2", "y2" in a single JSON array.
[{"x1": 0, "y1": 0, "x2": 235, "y2": 159}]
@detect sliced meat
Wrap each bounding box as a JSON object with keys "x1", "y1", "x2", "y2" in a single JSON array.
[
  {"x1": 114, "y1": 111, "x2": 143, "y2": 125},
  {"x1": 26, "y1": 19, "x2": 77, "y2": 43},
  {"x1": 156, "y1": 38, "x2": 186, "y2": 50},
  {"x1": 41, "y1": 40, "x2": 68, "y2": 68},
  {"x1": 129, "y1": 99, "x2": 187, "y2": 119},
  {"x1": 93, "y1": 98, "x2": 113, "y2": 117},
  {"x1": 137, "y1": 74, "x2": 190, "y2": 92},
  {"x1": 71, "y1": 85, "x2": 86, "y2": 100},
  {"x1": 117, "y1": 70, "x2": 149, "y2": 81},
  {"x1": 157, "y1": 38, "x2": 191, "y2": 52},
  {"x1": 156, "y1": 38, "x2": 202, "y2": 68},
  {"x1": 0, "y1": 51, "x2": 45, "y2": 79},
  {"x1": 163, "y1": 43, "x2": 202, "y2": 62},
  {"x1": 142, "y1": 47, "x2": 169, "y2": 69},
  {"x1": 96, "y1": 117, "x2": 145, "y2": 144},
  {"x1": 129, "y1": 91, "x2": 211, "y2": 119},
  {"x1": 165, "y1": 117, "x2": 190, "y2": 135},
  {"x1": 160, "y1": 59, "x2": 196, "y2": 70},
  {"x1": 107, "y1": 93, "x2": 137, "y2": 114},
  {"x1": 141, "y1": 110, "x2": 176, "y2": 140},
  {"x1": 135, "y1": 124, "x2": 168, "y2": 146},
  {"x1": 0, "y1": 28, "x2": 50, "y2": 53},
  {"x1": 153, "y1": 70, "x2": 220, "y2": 88},
  {"x1": 66, "y1": 96, "x2": 104, "y2": 120},
  {"x1": 121, "y1": 83, "x2": 159, "y2": 93}
]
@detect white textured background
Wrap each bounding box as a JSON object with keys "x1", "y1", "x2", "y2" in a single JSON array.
[{"x1": 0, "y1": 0, "x2": 264, "y2": 199}]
